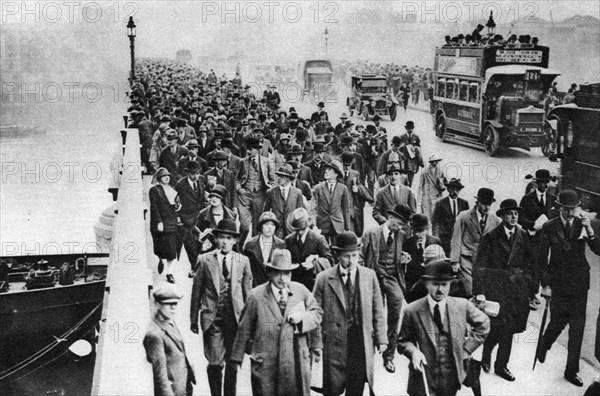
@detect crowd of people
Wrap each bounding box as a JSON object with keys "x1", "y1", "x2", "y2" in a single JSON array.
[{"x1": 129, "y1": 58, "x2": 600, "y2": 396}]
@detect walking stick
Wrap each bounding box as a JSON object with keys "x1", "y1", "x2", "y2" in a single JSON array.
[
  {"x1": 420, "y1": 362, "x2": 431, "y2": 396},
  {"x1": 533, "y1": 294, "x2": 551, "y2": 371}
]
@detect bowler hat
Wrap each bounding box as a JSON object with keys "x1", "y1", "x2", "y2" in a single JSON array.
[
  {"x1": 422, "y1": 259, "x2": 456, "y2": 280},
  {"x1": 275, "y1": 164, "x2": 295, "y2": 179},
  {"x1": 444, "y1": 178, "x2": 464, "y2": 190},
  {"x1": 387, "y1": 203, "x2": 413, "y2": 223},
  {"x1": 341, "y1": 151, "x2": 355, "y2": 165},
  {"x1": 391, "y1": 136, "x2": 402, "y2": 146},
  {"x1": 373, "y1": 115, "x2": 381, "y2": 122},
  {"x1": 340, "y1": 112, "x2": 348, "y2": 119},
  {"x1": 265, "y1": 249, "x2": 298, "y2": 271},
  {"x1": 214, "y1": 131, "x2": 224, "y2": 140},
  {"x1": 313, "y1": 142, "x2": 327, "y2": 153},
  {"x1": 288, "y1": 207, "x2": 310, "y2": 231},
  {"x1": 213, "y1": 219, "x2": 240, "y2": 237},
  {"x1": 533, "y1": 169, "x2": 551, "y2": 183},
  {"x1": 286, "y1": 160, "x2": 299, "y2": 171},
  {"x1": 410, "y1": 214, "x2": 430, "y2": 231},
  {"x1": 323, "y1": 160, "x2": 344, "y2": 178},
  {"x1": 212, "y1": 150, "x2": 228, "y2": 161},
  {"x1": 246, "y1": 136, "x2": 263, "y2": 149},
  {"x1": 155, "y1": 167, "x2": 171, "y2": 180},
  {"x1": 288, "y1": 144, "x2": 305, "y2": 155},
  {"x1": 208, "y1": 184, "x2": 227, "y2": 200},
  {"x1": 317, "y1": 102, "x2": 325, "y2": 108},
  {"x1": 295, "y1": 129, "x2": 307, "y2": 141},
  {"x1": 153, "y1": 282, "x2": 184, "y2": 303},
  {"x1": 496, "y1": 199, "x2": 522, "y2": 216},
  {"x1": 342, "y1": 136, "x2": 354, "y2": 145},
  {"x1": 366, "y1": 124, "x2": 377, "y2": 133},
  {"x1": 475, "y1": 188, "x2": 496, "y2": 205},
  {"x1": 331, "y1": 231, "x2": 362, "y2": 252},
  {"x1": 405, "y1": 121, "x2": 415, "y2": 129},
  {"x1": 185, "y1": 160, "x2": 202, "y2": 173},
  {"x1": 258, "y1": 211, "x2": 280, "y2": 230},
  {"x1": 556, "y1": 189, "x2": 580, "y2": 208}
]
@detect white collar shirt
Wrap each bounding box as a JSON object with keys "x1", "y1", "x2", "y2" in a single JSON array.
[
  {"x1": 271, "y1": 283, "x2": 288, "y2": 302},
  {"x1": 338, "y1": 264, "x2": 357, "y2": 285},
  {"x1": 216, "y1": 250, "x2": 232, "y2": 275},
  {"x1": 259, "y1": 235, "x2": 273, "y2": 264},
  {"x1": 427, "y1": 294, "x2": 447, "y2": 326}
]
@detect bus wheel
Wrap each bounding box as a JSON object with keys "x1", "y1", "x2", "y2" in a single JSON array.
[
  {"x1": 362, "y1": 106, "x2": 370, "y2": 121},
  {"x1": 436, "y1": 116, "x2": 448, "y2": 141},
  {"x1": 389, "y1": 105, "x2": 397, "y2": 121},
  {"x1": 484, "y1": 125, "x2": 500, "y2": 157}
]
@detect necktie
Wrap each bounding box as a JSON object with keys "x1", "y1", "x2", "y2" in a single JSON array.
[
  {"x1": 452, "y1": 200, "x2": 457, "y2": 218},
  {"x1": 252, "y1": 157, "x2": 258, "y2": 171},
  {"x1": 565, "y1": 220, "x2": 572, "y2": 238},
  {"x1": 508, "y1": 231, "x2": 513, "y2": 244},
  {"x1": 434, "y1": 304, "x2": 445, "y2": 333},
  {"x1": 278, "y1": 289, "x2": 287, "y2": 315},
  {"x1": 345, "y1": 172, "x2": 349, "y2": 183},
  {"x1": 417, "y1": 242, "x2": 424, "y2": 256},
  {"x1": 387, "y1": 233, "x2": 393, "y2": 246},
  {"x1": 329, "y1": 183, "x2": 334, "y2": 196},
  {"x1": 539, "y1": 194, "x2": 545, "y2": 208},
  {"x1": 192, "y1": 182, "x2": 197, "y2": 192},
  {"x1": 393, "y1": 187, "x2": 400, "y2": 203},
  {"x1": 480, "y1": 215, "x2": 487, "y2": 232},
  {"x1": 345, "y1": 271, "x2": 353, "y2": 291},
  {"x1": 222, "y1": 254, "x2": 229, "y2": 280}
]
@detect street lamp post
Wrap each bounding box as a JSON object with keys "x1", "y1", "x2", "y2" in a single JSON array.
[{"x1": 127, "y1": 16, "x2": 136, "y2": 85}]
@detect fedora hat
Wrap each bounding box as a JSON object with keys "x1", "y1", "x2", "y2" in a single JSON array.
[
  {"x1": 341, "y1": 151, "x2": 355, "y2": 165},
  {"x1": 410, "y1": 214, "x2": 430, "y2": 231},
  {"x1": 212, "y1": 150, "x2": 229, "y2": 161},
  {"x1": 287, "y1": 144, "x2": 305, "y2": 155},
  {"x1": 246, "y1": 136, "x2": 263, "y2": 149},
  {"x1": 155, "y1": 167, "x2": 171, "y2": 180},
  {"x1": 556, "y1": 189, "x2": 580, "y2": 208},
  {"x1": 496, "y1": 199, "x2": 522, "y2": 216},
  {"x1": 258, "y1": 211, "x2": 280, "y2": 230},
  {"x1": 286, "y1": 160, "x2": 299, "y2": 171},
  {"x1": 288, "y1": 207, "x2": 309, "y2": 231},
  {"x1": 475, "y1": 188, "x2": 496, "y2": 205},
  {"x1": 323, "y1": 160, "x2": 344, "y2": 178},
  {"x1": 213, "y1": 219, "x2": 240, "y2": 237},
  {"x1": 187, "y1": 139, "x2": 199, "y2": 148},
  {"x1": 265, "y1": 249, "x2": 298, "y2": 271},
  {"x1": 387, "y1": 203, "x2": 413, "y2": 223},
  {"x1": 340, "y1": 112, "x2": 349, "y2": 119},
  {"x1": 331, "y1": 231, "x2": 362, "y2": 252},
  {"x1": 313, "y1": 142, "x2": 326, "y2": 152},
  {"x1": 444, "y1": 178, "x2": 464, "y2": 189},
  {"x1": 421, "y1": 259, "x2": 456, "y2": 281},
  {"x1": 208, "y1": 184, "x2": 227, "y2": 200},
  {"x1": 185, "y1": 160, "x2": 202, "y2": 173},
  {"x1": 275, "y1": 164, "x2": 295, "y2": 179},
  {"x1": 533, "y1": 169, "x2": 551, "y2": 183}
]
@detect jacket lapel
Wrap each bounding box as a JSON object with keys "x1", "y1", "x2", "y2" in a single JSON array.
[
  {"x1": 469, "y1": 208, "x2": 482, "y2": 236},
  {"x1": 383, "y1": 185, "x2": 394, "y2": 206},
  {"x1": 155, "y1": 318, "x2": 184, "y2": 352},
  {"x1": 416, "y1": 299, "x2": 437, "y2": 349},
  {"x1": 328, "y1": 270, "x2": 346, "y2": 312},
  {"x1": 208, "y1": 252, "x2": 220, "y2": 295},
  {"x1": 264, "y1": 283, "x2": 284, "y2": 321}
]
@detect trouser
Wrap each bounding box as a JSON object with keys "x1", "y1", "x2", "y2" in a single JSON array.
[
  {"x1": 542, "y1": 293, "x2": 587, "y2": 375},
  {"x1": 364, "y1": 162, "x2": 377, "y2": 193},
  {"x1": 236, "y1": 190, "x2": 267, "y2": 245},
  {"x1": 352, "y1": 205, "x2": 365, "y2": 237},
  {"x1": 406, "y1": 172, "x2": 416, "y2": 187},
  {"x1": 203, "y1": 307, "x2": 238, "y2": 396},
  {"x1": 336, "y1": 326, "x2": 373, "y2": 396},
  {"x1": 482, "y1": 324, "x2": 513, "y2": 370},
  {"x1": 458, "y1": 255, "x2": 474, "y2": 297},
  {"x1": 177, "y1": 224, "x2": 198, "y2": 269},
  {"x1": 380, "y1": 275, "x2": 404, "y2": 362}
]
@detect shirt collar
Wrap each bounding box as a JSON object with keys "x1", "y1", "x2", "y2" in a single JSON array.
[
  {"x1": 504, "y1": 226, "x2": 515, "y2": 238},
  {"x1": 338, "y1": 264, "x2": 356, "y2": 280},
  {"x1": 382, "y1": 223, "x2": 391, "y2": 240},
  {"x1": 560, "y1": 215, "x2": 573, "y2": 227},
  {"x1": 427, "y1": 294, "x2": 447, "y2": 316},
  {"x1": 271, "y1": 283, "x2": 287, "y2": 299},
  {"x1": 536, "y1": 190, "x2": 545, "y2": 200}
]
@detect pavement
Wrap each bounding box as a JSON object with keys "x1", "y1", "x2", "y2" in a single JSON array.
[{"x1": 144, "y1": 86, "x2": 599, "y2": 395}]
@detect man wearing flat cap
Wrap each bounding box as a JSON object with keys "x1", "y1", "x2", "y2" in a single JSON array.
[
  {"x1": 311, "y1": 160, "x2": 352, "y2": 245},
  {"x1": 432, "y1": 178, "x2": 470, "y2": 257},
  {"x1": 264, "y1": 164, "x2": 305, "y2": 239},
  {"x1": 144, "y1": 282, "x2": 196, "y2": 396},
  {"x1": 361, "y1": 203, "x2": 412, "y2": 373},
  {"x1": 231, "y1": 249, "x2": 323, "y2": 396},
  {"x1": 398, "y1": 260, "x2": 489, "y2": 396},
  {"x1": 473, "y1": 199, "x2": 536, "y2": 382},
  {"x1": 450, "y1": 187, "x2": 500, "y2": 296},
  {"x1": 190, "y1": 219, "x2": 252, "y2": 396},
  {"x1": 313, "y1": 231, "x2": 388, "y2": 396},
  {"x1": 235, "y1": 136, "x2": 276, "y2": 244},
  {"x1": 536, "y1": 189, "x2": 600, "y2": 387}
]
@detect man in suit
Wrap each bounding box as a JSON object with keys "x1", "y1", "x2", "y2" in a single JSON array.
[
  {"x1": 334, "y1": 112, "x2": 349, "y2": 135},
  {"x1": 204, "y1": 150, "x2": 236, "y2": 210},
  {"x1": 264, "y1": 85, "x2": 281, "y2": 110},
  {"x1": 398, "y1": 121, "x2": 424, "y2": 187},
  {"x1": 314, "y1": 112, "x2": 332, "y2": 136},
  {"x1": 404, "y1": 214, "x2": 443, "y2": 298},
  {"x1": 231, "y1": 249, "x2": 323, "y2": 396},
  {"x1": 311, "y1": 160, "x2": 352, "y2": 245},
  {"x1": 235, "y1": 136, "x2": 276, "y2": 244},
  {"x1": 190, "y1": 219, "x2": 253, "y2": 396},
  {"x1": 372, "y1": 163, "x2": 417, "y2": 225},
  {"x1": 194, "y1": 185, "x2": 238, "y2": 258},
  {"x1": 361, "y1": 204, "x2": 413, "y2": 373},
  {"x1": 264, "y1": 163, "x2": 304, "y2": 239},
  {"x1": 303, "y1": 142, "x2": 328, "y2": 186},
  {"x1": 536, "y1": 190, "x2": 600, "y2": 387},
  {"x1": 159, "y1": 132, "x2": 189, "y2": 185},
  {"x1": 175, "y1": 161, "x2": 207, "y2": 275},
  {"x1": 144, "y1": 283, "x2": 196, "y2": 396},
  {"x1": 177, "y1": 139, "x2": 209, "y2": 177},
  {"x1": 432, "y1": 178, "x2": 469, "y2": 256},
  {"x1": 286, "y1": 144, "x2": 314, "y2": 185},
  {"x1": 450, "y1": 188, "x2": 501, "y2": 296},
  {"x1": 361, "y1": 124, "x2": 385, "y2": 192},
  {"x1": 311, "y1": 101, "x2": 329, "y2": 123},
  {"x1": 377, "y1": 136, "x2": 404, "y2": 177},
  {"x1": 473, "y1": 199, "x2": 536, "y2": 381},
  {"x1": 243, "y1": 211, "x2": 285, "y2": 287},
  {"x1": 397, "y1": 260, "x2": 490, "y2": 396},
  {"x1": 518, "y1": 168, "x2": 557, "y2": 300},
  {"x1": 287, "y1": 160, "x2": 312, "y2": 202},
  {"x1": 341, "y1": 151, "x2": 374, "y2": 237},
  {"x1": 313, "y1": 232, "x2": 388, "y2": 396},
  {"x1": 285, "y1": 208, "x2": 334, "y2": 291}
]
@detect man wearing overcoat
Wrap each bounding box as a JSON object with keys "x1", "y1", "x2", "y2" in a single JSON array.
[
  {"x1": 432, "y1": 178, "x2": 469, "y2": 256},
  {"x1": 264, "y1": 163, "x2": 305, "y2": 238}
]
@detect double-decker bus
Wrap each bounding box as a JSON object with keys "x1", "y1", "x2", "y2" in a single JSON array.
[
  {"x1": 548, "y1": 83, "x2": 600, "y2": 212},
  {"x1": 431, "y1": 43, "x2": 560, "y2": 156}
]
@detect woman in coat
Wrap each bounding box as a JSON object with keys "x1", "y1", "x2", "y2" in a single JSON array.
[
  {"x1": 150, "y1": 167, "x2": 181, "y2": 283},
  {"x1": 418, "y1": 154, "x2": 447, "y2": 219}
]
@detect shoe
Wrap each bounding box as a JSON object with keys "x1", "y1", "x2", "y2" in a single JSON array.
[
  {"x1": 383, "y1": 359, "x2": 395, "y2": 373},
  {"x1": 158, "y1": 260, "x2": 164, "y2": 274},
  {"x1": 529, "y1": 299, "x2": 538, "y2": 310},
  {"x1": 481, "y1": 361, "x2": 490, "y2": 373},
  {"x1": 188, "y1": 269, "x2": 196, "y2": 278},
  {"x1": 495, "y1": 367, "x2": 515, "y2": 382},
  {"x1": 564, "y1": 373, "x2": 583, "y2": 387},
  {"x1": 166, "y1": 274, "x2": 175, "y2": 284}
]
